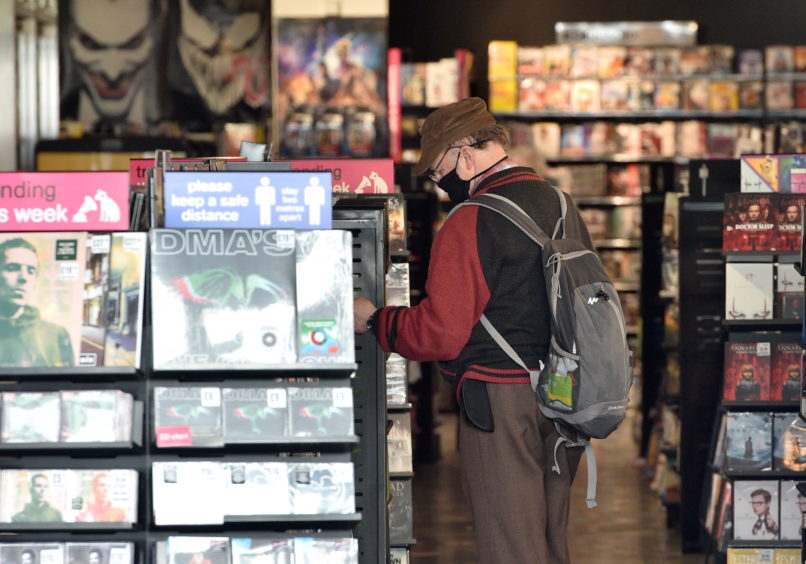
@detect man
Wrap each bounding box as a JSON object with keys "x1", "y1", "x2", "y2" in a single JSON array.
[
  {"x1": 0, "y1": 238, "x2": 75, "y2": 367},
  {"x1": 778, "y1": 202, "x2": 802, "y2": 250},
  {"x1": 354, "y1": 97, "x2": 593, "y2": 563},
  {"x1": 750, "y1": 488, "x2": 779, "y2": 538},
  {"x1": 76, "y1": 472, "x2": 126, "y2": 522},
  {"x1": 12, "y1": 473, "x2": 63, "y2": 522}
]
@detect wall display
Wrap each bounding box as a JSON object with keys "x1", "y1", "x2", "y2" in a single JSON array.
[
  {"x1": 733, "y1": 479, "x2": 780, "y2": 540},
  {"x1": 725, "y1": 263, "x2": 773, "y2": 320},
  {"x1": 274, "y1": 16, "x2": 388, "y2": 158},
  {"x1": 150, "y1": 228, "x2": 297, "y2": 369}
]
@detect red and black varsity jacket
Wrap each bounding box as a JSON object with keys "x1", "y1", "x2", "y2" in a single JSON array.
[{"x1": 372, "y1": 166, "x2": 594, "y2": 404}]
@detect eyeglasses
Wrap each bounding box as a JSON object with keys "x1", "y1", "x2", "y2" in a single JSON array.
[{"x1": 426, "y1": 146, "x2": 462, "y2": 183}]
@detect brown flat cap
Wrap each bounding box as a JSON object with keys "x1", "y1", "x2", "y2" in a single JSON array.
[{"x1": 414, "y1": 97, "x2": 497, "y2": 176}]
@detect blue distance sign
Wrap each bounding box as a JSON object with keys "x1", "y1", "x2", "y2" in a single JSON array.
[{"x1": 163, "y1": 171, "x2": 332, "y2": 229}]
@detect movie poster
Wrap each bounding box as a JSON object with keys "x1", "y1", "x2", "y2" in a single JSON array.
[{"x1": 274, "y1": 16, "x2": 388, "y2": 158}]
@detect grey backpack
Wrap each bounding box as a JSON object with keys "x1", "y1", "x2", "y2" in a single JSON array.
[{"x1": 458, "y1": 187, "x2": 632, "y2": 508}]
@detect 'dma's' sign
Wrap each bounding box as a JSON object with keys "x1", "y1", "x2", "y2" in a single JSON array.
[{"x1": 0, "y1": 172, "x2": 130, "y2": 231}]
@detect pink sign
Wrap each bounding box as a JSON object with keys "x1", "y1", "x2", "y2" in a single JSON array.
[
  {"x1": 155, "y1": 426, "x2": 193, "y2": 447},
  {"x1": 0, "y1": 172, "x2": 129, "y2": 231},
  {"x1": 284, "y1": 159, "x2": 395, "y2": 194}
]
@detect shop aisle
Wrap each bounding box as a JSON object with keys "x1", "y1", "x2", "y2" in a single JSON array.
[{"x1": 410, "y1": 411, "x2": 701, "y2": 563}]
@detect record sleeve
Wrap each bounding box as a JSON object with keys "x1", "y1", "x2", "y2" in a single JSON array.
[
  {"x1": 725, "y1": 263, "x2": 774, "y2": 320},
  {"x1": 530, "y1": 123, "x2": 561, "y2": 159},
  {"x1": 293, "y1": 538, "x2": 358, "y2": 564},
  {"x1": 727, "y1": 549, "x2": 775, "y2": 564},
  {"x1": 741, "y1": 155, "x2": 787, "y2": 193},
  {"x1": 725, "y1": 412, "x2": 773, "y2": 472},
  {"x1": 295, "y1": 230, "x2": 354, "y2": 363},
  {"x1": 66, "y1": 542, "x2": 134, "y2": 564},
  {"x1": 770, "y1": 343, "x2": 802, "y2": 401},
  {"x1": 778, "y1": 480, "x2": 804, "y2": 540},
  {"x1": 166, "y1": 537, "x2": 230, "y2": 564},
  {"x1": 626, "y1": 80, "x2": 655, "y2": 112},
  {"x1": 0, "y1": 544, "x2": 64, "y2": 564},
  {"x1": 80, "y1": 233, "x2": 111, "y2": 367},
  {"x1": 710, "y1": 45, "x2": 735, "y2": 74},
  {"x1": 400, "y1": 63, "x2": 426, "y2": 107},
  {"x1": 222, "y1": 387, "x2": 287, "y2": 443},
  {"x1": 225, "y1": 462, "x2": 290, "y2": 517},
  {"x1": 69, "y1": 469, "x2": 137, "y2": 524},
  {"x1": 0, "y1": 232, "x2": 87, "y2": 367},
  {"x1": 154, "y1": 387, "x2": 223, "y2": 447},
  {"x1": 288, "y1": 386, "x2": 354, "y2": 437},
  {"x1": 796, "y1": 46, "x2": 806, "y2": 72},
  {"x1": 60, "y1": 390, "x2": 132, "y2": 443},
  {"x1": 773, "y1": 413, "x2": 806, "y2": 471},
  {"x1": 387, "y1": 412, "x2": 413, "y2": 475},
  {"x1": 0, "y1": 469, "x2": 68, "y2": 523},
  {"x1": 103, "y1": 233, "x2": 147, "y2": 368},
  {"x1": 775, "y1": 264, "x2": 804, "y2": 320},
  {"x1": 680, "y1": 46, "x2": 712, "y2": 76},
  {"x1": 1, "y1": 392, "x2": 61, "y2": 443},
  {"x1": 388, "y1": 478, "x2": 413, "y2": 542},
  {"x1": 710, "y1": 81, "x2": 740, "y2": 112},
  {"x1": 654, "y1": 81, "x2": 681, "y2": 110},
  {"x1": 287, "y1": 462, "x2": 355, "y2": 515},
  {"x1": 733, "y1": 479, "x2": 780, "y2": 540},
  {"x1": 152, "y1": 462, "x2": 226, "y2": 525},
  {"x1": 151, "y1": 229, "x2": 297, "y2": 369},
  {"x1": 230, "y1": 537, "x2": 294, "y2": 564},
  {"x1": 386, "y1": 353, "x2": 408, "y2": 407},
  {"x1": 723, "y1": 342, "x2": 771, "y2": 401}
]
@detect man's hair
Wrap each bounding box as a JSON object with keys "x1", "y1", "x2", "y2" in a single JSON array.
[
  {"x1": 31, "y1": 473, "x2": 48, "y2": 484},
  {"x1": 751, "y1": 488, "x2": 771, "y2": 502},
  {"x1": 0, "y1": 238, "x2": 37, "y2": 261},
  {"x1": 464, "y1": 124, "x2": 509, "y2": 149}
]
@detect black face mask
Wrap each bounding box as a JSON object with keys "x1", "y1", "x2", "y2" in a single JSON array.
[{"x1": 437, "y1": 154, "x2": 508, "y2": 205}]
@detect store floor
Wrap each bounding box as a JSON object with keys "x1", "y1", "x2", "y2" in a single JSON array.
[{"x1": 410, "y1": 411, "x2": 701, "y2": 564}]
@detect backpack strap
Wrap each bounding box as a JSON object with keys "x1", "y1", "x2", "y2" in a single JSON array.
[{"x1": 457, "y1": 193, "x2": 552, "y2": 247}]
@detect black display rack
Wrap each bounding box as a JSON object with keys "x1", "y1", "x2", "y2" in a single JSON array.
[{"x1": 0, "y1": 204, "x2": 390, "y2": 564}]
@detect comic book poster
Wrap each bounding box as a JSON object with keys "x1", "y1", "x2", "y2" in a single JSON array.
[
  {"x1": 723, "y1": 193, "x2": 775, "y2": 251},
  {"x1": 274, "y1": 16, "x2": 387, "y2": 158},
  {"x1": 723, "y1": 342, "x2": 771, "y2": 401},
  {"x1": 0, "y1": 232, "x2": 86, "y2": 367},
  {"x1": 771, "y1": 343, "x2": 803, "y2": 401}
]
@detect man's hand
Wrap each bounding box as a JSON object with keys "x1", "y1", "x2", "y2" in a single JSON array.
[{"x1": 354, "y1": 297, "x2": 378, "y2": 334}]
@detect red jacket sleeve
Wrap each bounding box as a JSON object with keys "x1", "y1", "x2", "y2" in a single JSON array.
[{"x1": 374, "y1": 206, "x2": 491, "y2": 361}]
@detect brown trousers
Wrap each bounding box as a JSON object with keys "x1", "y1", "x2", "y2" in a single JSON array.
[{"x1": 459, "y1": 383, "x2": 583, "y2": 564}]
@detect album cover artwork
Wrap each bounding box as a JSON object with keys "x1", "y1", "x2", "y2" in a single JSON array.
[
  {"x1": 767, "y1": 81, "x2": 795, "y2": 111},
  {"x1": 775, "y1": 264, "x2": 805, "y2": 320},
  {"x1": 570, "y1": 45, "x2": 598, "y2": 78},
  {"x1": 600, "y1": 80, "x2": 630, "y2": 111},
  {"x1": 626, "y1": 79, "x2": 655, "y2": 112},
  {"x1": 624, "y1": 47, "x2": 653, "y2": 77},
  {"x1": 0, "y1": 232, "x2": 87, "y2": 368},
  {"x1": 723, "y1": 340, "x2": 771, "y2": 402},
  {"x1": 60, "y1": 390, "x2": 133, "y2": 443},
  {"x1": 654, "y1": 81, "x2": 681, "y2": 110},
  {"x1": 230, "y1": 537, "x2": 294, "y2": 564},
  {"x1": 80, "y1": 233, "x2": 111, "y2": 367},
  {"x1": 543, "y1": 44, "x2": 571, "y2": 77},
  {"x1": 741, "y1": 155, "x2": 787, "y2": 193},
  {"x1": 66, "y1": 542, "x2": 135, "y2": 564},
  {"x1": 103, "y1": 233, "x2": 147, "y2": 368},
  {"x1": 766, "y1": 46, "x2": 795, "y2": 74},
  {"x1": 152, "y1": 462, "x2": 226, "y2": 525},
  {"x1": 774, "y1": 194, "x2": 806, "y2": 250},
  {"x1": 544, "y1": 80, "x2": 571, "y2": 111},
  {"x1": 1, "y1": 392, "x2": 61, "y2": 443},
  {"x1": 288, "y1": 386, "x2": 354, "y2": 437},
  {"x1": 151, "y1": 229, "x2": 297, "y2": 369},
  {"x1": 222, "y1": 387, "x2": 287, "y2": 443},
  {"x1": 710, "y1": 45, "x2": 735, "y2": 74},
  {"x1": 770, "y1": 343, "x2": 802, "y2": 402},
  {"x1": 710, "y1": 81, "x2": 740, "y2": 112},
  {"x1": 518, "y1": 78, "x2": 547, "y2": 112},
  {"x1": 295, "y1": 230, "x2": 354, "y2": 363},
  {"x1": 66, "y1": 469, "x2": 137, "y2": 524},
  {"x1": 154, "y1": 387, "x2": 223, "y2": 447},
  {"x1": 740, "y1": 81, "x2": 764, "y2": 111},
  {"x1": 773, "y1": 413, "x2": 806, "y2": 471},
  {"x1": 293, "y1": 538, "x2": 358, "y2": 564},
  {"x1": 724, "y1": 412, "x2": 772, "y2": 472},
  {"x1": 517, "y1": 46, "x2": 545, "y2": 76},
  {"x1": 400, "y1": 63, "x2": 426, "y2": 107},
  {"x1": 680, "y1": 46, "x2": 712, "y2": 76},
  {"x1": 733, "y1": 479, "x2": 780, "y2": 540},
  {"x1": 653, "y1": 47, "x2": 681, "y2": 76},
  {"x1": 387, "y1": 412, "x2": 413, "y2": 475},
  {"x1": 224, "y1": 462, "x2": 290, "y2": 517},
  {"x1": 0, "y1": 544, "x2": 64, "y2": 564},
  {"x1": 388, "y1": 478, "x2": 413, "y2": 542},
  {"x1": 597, "y1": 46, "x2": 626, "y2": 78},
  {"x1": 738, "y1": 49, "x2": 765, "y2": 76},
  {"x1": 0, "y1": 469, "x2": 69, "y2": 523},
  {"x1": 166, "y1": 537, "x2": 230, "y2": 564},
  {"x1": 570, "y1": 80, "x2": 601, "y2": 113},
  {"x1": 725, "y1": 263, "x2": 774, "y2": 320},
  {"x1": 287, "y1": 462, "x2": 355, "y2": 515}
]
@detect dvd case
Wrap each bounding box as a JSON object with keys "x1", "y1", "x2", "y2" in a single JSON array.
[
  {"x1": 778, "y1": 480, "x2": 804, "y2": 540},
  {"x1": 154, "y1": 387, "x2": 223, "y2": 447},
  {"x1": 287, "y1": 462, "x2": 355, "y2": 515},
  {"x1": 733, "y1": 480, "x2": 780, "y2": 540},
  {"x1": 69, "y1": 469, "x2": 138, "y2": 524},
  {"x1": 725, "y1": 412, "x2": 772, "y2": 472},
  {"x1": 0, "y1": 469, "x2": 69, "y2": 523},
  {"x1": 225, "y1": 462, "x2": 291, "y2": 517},
  {"x1": 0, "y1": 544, "x2": 64, "y2": 564},
  {"x1": 775, "y1": 264, "x2": 804, "y2": 320},
  {"x1": 774, "y1": 195, "x2": 806, "y2": 250},
  {"x1": 386, "y1": 353, "x2": 408, "y2": 407},
  {"x1": 770, "y1": 343, "x2": 802, "y2": 401},
  {"x1": 1, "y1": 392, "x2": 61, "y2": 443},
  {"x1": 773, "y1": 413, "x2": 806, "y2": 471},
  {"x1": 222, "y1": 387, "x2": 287, "y2": 443},
  {"x1": 151, "y1": 229, "x2": 297, "y2": 369},
  {"x1": 387, "y1": 412, "x2": 413, "y2": 475},
  {"x1": 725, "y1": 263, "x2": 774, "y2": 320},
  {"x1": 288, "y1": 386, "x2": 354, "y2": 438},
  {"x1": 294, "y1": 231, "x2": 354, "y2": 363},
  {"x1": 230, "y1": 537, "x2": 294, "y2": 564},
  {"x1": 66, "y1": 542, "x2": 135, "y2": 564},
  {"x1": 723, "y1": 342, "x2": 771, "y2": 401},
  {"x1": 388, "y1": 478, "x2": 413, "y2": 542},
  {"x1": 60, "y1": 390, "x2": 133, "y2": 443},
  {"x1": 390, "y1": 547, "x2": 410, "y2": 564},
  {"x1": 152, "y1": 462, "x2": 226, "y2": 525},
  {"x1": 0, "y1": 232, "x2": 87, "y2": 367},
  {"x1": 166, "y1": 537, "x2": 230, "y2": 564}
]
